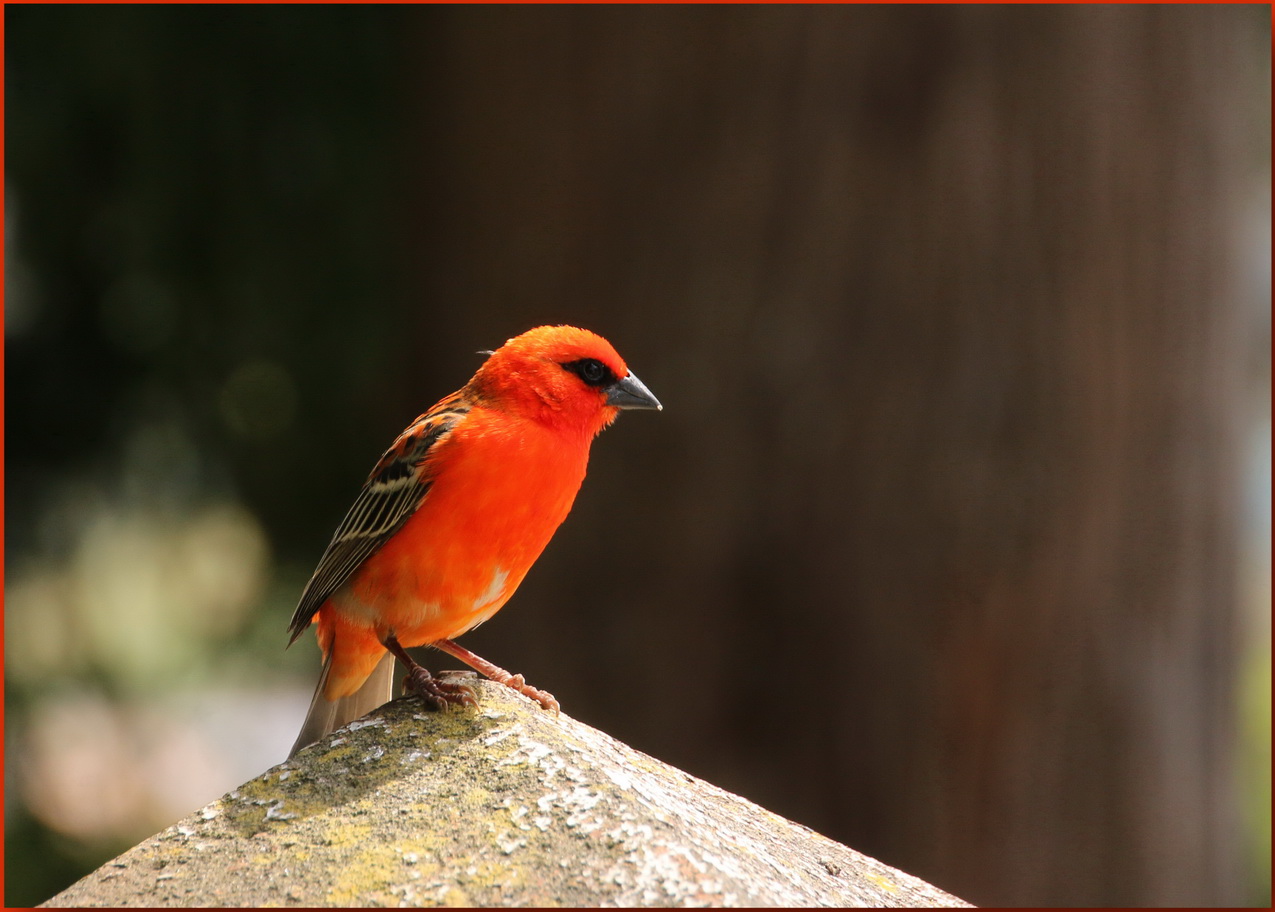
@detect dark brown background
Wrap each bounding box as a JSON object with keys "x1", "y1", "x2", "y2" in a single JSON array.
[{"x1": 5, "y1": 5, "x2": 1269, "y2": 907}]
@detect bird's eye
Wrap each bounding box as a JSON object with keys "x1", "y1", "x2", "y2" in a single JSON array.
[{"x1": 563, "y1": 358, "x2": 614, "y2": 387}]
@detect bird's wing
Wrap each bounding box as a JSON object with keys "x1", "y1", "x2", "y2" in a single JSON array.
[{"x1": 287, "y1": 394, "x2": 470, "y2": 643}]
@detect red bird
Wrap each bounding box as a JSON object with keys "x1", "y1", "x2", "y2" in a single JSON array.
[{"x1": 287, "y1": 325, "x2": 660, "y2": 757}]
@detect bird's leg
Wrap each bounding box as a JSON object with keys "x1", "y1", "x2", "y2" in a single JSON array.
[
  {"x1": 382, "y1": 634, "x2": 477, "y2": 710},
  {"x1": 432, "y1": 638, "x2": 560, "y2": 713}
]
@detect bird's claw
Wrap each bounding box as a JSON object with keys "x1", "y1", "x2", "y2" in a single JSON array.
[
  {"x1": 518, "y1": 682, "x2": 560, "y2": 714},
  {"x1": 487, "y1": 669, "x2": 558, "y2": 713},
  {"x1": 403, "y1": 666, "x2": 478, "y2": 710},
  {"x1": 535, "y1": 690, "x2": 561, "y2": 714}
]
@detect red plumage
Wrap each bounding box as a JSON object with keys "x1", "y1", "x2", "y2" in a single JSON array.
[{"x1": 287, "y1": 325, "x2": 660, "y2": 757}]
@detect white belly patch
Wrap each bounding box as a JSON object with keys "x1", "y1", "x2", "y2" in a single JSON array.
[{"x1": 469, "y1": 567, "x2": 510, "y2": 627}]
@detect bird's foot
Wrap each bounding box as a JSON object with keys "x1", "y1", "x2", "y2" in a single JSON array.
[
  {"x1": 431, "y1": 638, "x2": 560, "y2": 713},
  {"x1": 402, "y1": 666, "x2": 478, "y2": 710},
  {"x1": 490, "y1": 671, "x2": 560, "y2": 713}
]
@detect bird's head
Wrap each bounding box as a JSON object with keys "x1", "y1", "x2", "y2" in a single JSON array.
[{"x1": 468, "y1": 325, "x2": 661, "y2": 435}]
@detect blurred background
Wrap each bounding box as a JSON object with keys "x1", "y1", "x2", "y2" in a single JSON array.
[{"x1": 4, "y1": 5, "x2": 1269, "y2": 907}]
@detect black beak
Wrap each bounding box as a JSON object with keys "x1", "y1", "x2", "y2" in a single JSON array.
[{"x1": 605, "y1": 371, "x2": 662, "y2": 411}]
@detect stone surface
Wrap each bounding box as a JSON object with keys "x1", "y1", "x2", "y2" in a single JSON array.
[{"x1": 44, "y1": 680, "x2": 972, "y2": 907}]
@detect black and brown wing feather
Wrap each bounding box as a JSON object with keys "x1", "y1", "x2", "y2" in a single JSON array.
[{"x1": 286, "y1": 395, "x2": 471, "y2": 644}]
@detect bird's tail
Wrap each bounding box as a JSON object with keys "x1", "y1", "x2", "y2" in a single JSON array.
[{"x1": 288, "y1": 650, "x2": 396, "y2": 759}]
